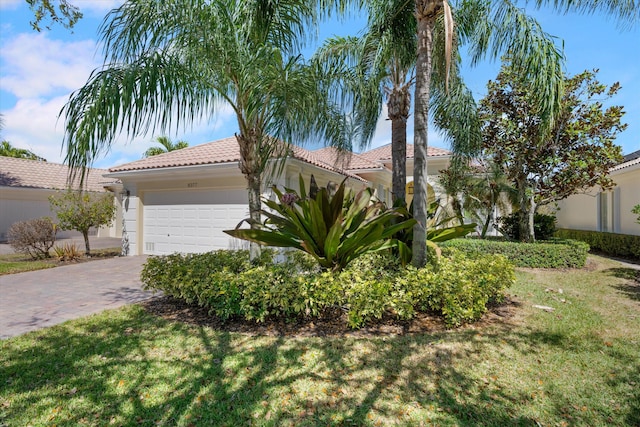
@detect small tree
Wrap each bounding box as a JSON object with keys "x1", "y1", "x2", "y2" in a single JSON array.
[
  {"x1": 49, "y1": 191, "x2": 116, "y2": 256},
  {"x1": 633, "y1": 204, "x2": 640, "y2": 225}
]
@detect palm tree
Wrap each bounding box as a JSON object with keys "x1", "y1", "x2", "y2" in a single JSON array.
[
  {"x1": 366, "y1": 0, "x2": 638, "y2": 267},
  {"x1": 317, "y1": 1, "x2": 416, "y2": 203},
  {"x1": 61, "y1": 0, "x2": 349, "y2": 260},
  {"x1": 0, "y1": 140, "x2": 46, "y2": 161},
  {"x1": 316, "y1": 0, "x2": 476, "y2": 206},
  {"x1": 461, "y1": 159, "x2": 517, "y2": 238},
  {"x1": 143, "y1": 136, "x2": 189, "y2": 158}
]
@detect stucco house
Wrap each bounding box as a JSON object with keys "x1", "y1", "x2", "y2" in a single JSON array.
[
  {"x1": 555, "y1": 149, "x2": 640, "y2": 236},
  {"x1": 105, "y1": 137, "x2": 452, "y2": 256},
  {"x1": 0, "y1": 156, "x2": 122, "y2": 242}
]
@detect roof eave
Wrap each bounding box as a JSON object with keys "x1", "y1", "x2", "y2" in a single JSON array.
[{"x1": 105, "y1": 161, "x2": 239, "y2": 178}]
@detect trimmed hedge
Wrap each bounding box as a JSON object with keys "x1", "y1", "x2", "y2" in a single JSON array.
[
  {"x1": 555, "y1": 228, "x2": 640, "y2": 260},
  {"x1": 440, "y1": 238, "x2": 589, "y2": 268},
  {"x1": 141, "y1": 249, "x2": 515, "y2": 328}
]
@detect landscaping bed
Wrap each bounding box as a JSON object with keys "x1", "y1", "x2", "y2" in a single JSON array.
[
  {"x1": 1, "y1": 255, "x2": 638, "y2": 426},
  {"x1": 140, "y1": 295, "x2": 520, "y2": 338}
]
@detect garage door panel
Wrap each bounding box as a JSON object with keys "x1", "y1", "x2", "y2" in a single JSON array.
[{"x1": 143, "y1": 190, "x2": 250, "y2": 255}]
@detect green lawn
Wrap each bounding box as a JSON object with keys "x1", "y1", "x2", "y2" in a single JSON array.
[
  {"x1": 0, "y1": 252, "x2": 55, "y2": 275},
  {"x1": 0, "y1": 248, "x2": 121, "y2": 275},
  {"x1": 1, "y1": 255, "x2": 638, "y2": 426}
]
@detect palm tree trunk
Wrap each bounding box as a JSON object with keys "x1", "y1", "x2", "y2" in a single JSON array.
[
  {"x1": 412, "y1": 2, "x2": 439, "y2": 268},
  {"x1": 388, "y1": 86, "x2": 410, "y2": 203},
  {"x1": 236, "y1": 133, "x2": 262, "y2": 261}
]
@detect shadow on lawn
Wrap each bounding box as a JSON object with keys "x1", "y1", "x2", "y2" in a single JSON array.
[
  {"x1": 1, "y1": 309, "x2": 639, "y2": 426},
  {"x1": 604, "y1": 267, "x2": 640, "y2": 302}
]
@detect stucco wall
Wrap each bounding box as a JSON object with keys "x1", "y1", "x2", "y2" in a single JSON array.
[
  {"x1": 0, "y1": 186, "x2": 121, "y2": 242},
  {"x1": 555, "y1": 191, "x2": 600, "y2": 232},
  {"x1": 555, "y1": 162, "x2": 640, "y2": 236}
]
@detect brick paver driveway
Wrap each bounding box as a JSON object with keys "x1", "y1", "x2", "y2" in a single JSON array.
[{"x1": 0, "y1": 256, "x2": 155, "y2": 339}]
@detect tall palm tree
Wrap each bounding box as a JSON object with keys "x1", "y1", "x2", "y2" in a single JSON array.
[
  {"x1": 316, "y1": 0, "x2": 476, "y2": 206},
  {"x1": 61, "y1": 0, "x2": 348, "y2": 260},
  {"x1": 321, "y1": 0, "x2": 417, "y2": 203},
  {"x1": 143, "y1": 136, "x2": 189, "y2": 158},
  {"x1": 406, "y1": 0, "x2": 637, "y2": 267}
]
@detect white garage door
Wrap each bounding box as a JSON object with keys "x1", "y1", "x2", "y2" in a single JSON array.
[{"x1": 143, "y1": 189, "x2": 250, "y2": 255}]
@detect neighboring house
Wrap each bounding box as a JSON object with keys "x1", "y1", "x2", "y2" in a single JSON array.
[
  {"x1": 105, "y1": 137, "x2": 452, "y2": 256},
  {"x1": 0, "y1": 156, "x2": 122, "y2": 242},
  {"x1": 555, "y1": 149, "x2": 640, "y2": 236}
]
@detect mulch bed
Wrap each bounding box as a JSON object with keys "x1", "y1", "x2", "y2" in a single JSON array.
[{"x1": 141, "y1": 296, "x2": 521, "y2": 338}]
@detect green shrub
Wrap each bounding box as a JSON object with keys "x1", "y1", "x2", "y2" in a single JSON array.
[
  {"x1": 555, "y1": 229, "x2": 640, "y2": 260},
  {"x1": 140, "y1": 249, "x2": 272, "y2": 318},
  {"x1": 441, "y1": 238, "x2": 589, "y2": 268},
  {"x1": 420, "y1": 250, "x2": 514, "y2": 326},
  {"x1": 141, "y1": 249, "x2": 515, "y2": 328},
  {"x1": 497, "y1": 213, "x2": 557, "y2": 241}
]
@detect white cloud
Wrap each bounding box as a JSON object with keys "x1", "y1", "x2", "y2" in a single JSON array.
[
  {"x1": 0, "y1": 0, "x2": 20, "y2": 10},
  {"x1": 77, "y1": 0, "x2": 124, "y2": 13},
  {"x1": 0, "y1": 26, "x2": 240, "y2": 168},
  {"x1": 2, "y1": 96, "x2": 69, "y2": 163},
  {"x1": 0, "y1": 32, "x2": 98, "y2": 98}
]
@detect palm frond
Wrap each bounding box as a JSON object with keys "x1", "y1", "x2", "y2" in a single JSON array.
[{"x1": 458, "y1": 0, "x2": 564, "y2": 130}]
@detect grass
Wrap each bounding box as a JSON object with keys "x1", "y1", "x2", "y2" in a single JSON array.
[
  {"x1": 0, "y1": 247, "x2": 121, "y2": 275},
  {"x1": 1, "y1": 255, "x2": 638, "y2": 426},
  {"x1": 0, "y1": 252, "x2": 55, "y2": 275}
]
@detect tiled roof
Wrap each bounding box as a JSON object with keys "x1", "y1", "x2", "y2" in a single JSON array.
[
  {"x1": 359, "y1": 143, "x2": 451, "y2": 162},
  {"x1": 610, "y1": 156, "x2": 640, "y2": 172},
  {"x1": 312, "y1": 147, "x2": 385, "y2": 171},
  {"x1": 622, "y1": 149, "x2": 640, "y2": 163},
  {"x1": 109, "y1": 137, "x2": 367, "y2": 181},
  {"x1": 0, "y1": 156, "x2": 111, "y2": 192}
]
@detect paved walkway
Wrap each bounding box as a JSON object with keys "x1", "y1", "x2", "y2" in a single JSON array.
[{"x1": 0, "y1": 256, "x2": 155, "y2": 339}]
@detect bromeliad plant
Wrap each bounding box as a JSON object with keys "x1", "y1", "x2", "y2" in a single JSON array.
[{"x1": 225, "y1": 175, "x2": 416, "y2": 271}]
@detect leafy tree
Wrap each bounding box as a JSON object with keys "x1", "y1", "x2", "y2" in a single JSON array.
[
  {"x1": 480, "y1": 64, "x2": 626, "y2": 242},
  {"x1": 633, "y1": 204, "x2": 640, "y2": 224},
  {"x1": 0, "y1": 140, "x2": 46, "y2": 161},
  {"x1": 61, "y1": 0, "x2": 350, "y2": 261},
  {"x1": 25, "y1": 0, "x2": 82, "y2": 31},
  {"x1": 437, "y1": 165, "x2": 469, "y2": 226},
  {"x1": 143, "y1": 136, "x2": 189, "y2": 158},
  {"x1": 49, "y1": 191, "x2": 116, "y2": 256}
]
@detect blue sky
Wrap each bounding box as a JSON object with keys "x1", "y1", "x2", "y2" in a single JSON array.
[{"x1": 0, "y1": 0, "x2": 638, "y2": 168}]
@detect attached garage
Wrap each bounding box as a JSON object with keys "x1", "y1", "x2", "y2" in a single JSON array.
[
  {"x1": 142, "y1": 189, "x2": 249, "y2": 255},
  {"x1": 104, "y1": 137, "x2": 402, "y2": 256}
]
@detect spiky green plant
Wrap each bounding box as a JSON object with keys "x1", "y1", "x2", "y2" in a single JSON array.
[{"x1": 225, "y1": 175, "x2": 416, "y2": 271}]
